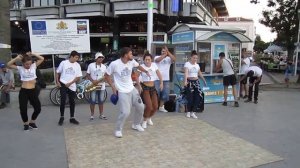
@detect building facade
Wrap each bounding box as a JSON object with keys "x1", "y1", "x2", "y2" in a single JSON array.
[
  {"x1": 218, "y1": 17, "x2": 255, "y2": 53},
  {"x1": 9, "y1": 0, "x2": 228, "y2": 56}
]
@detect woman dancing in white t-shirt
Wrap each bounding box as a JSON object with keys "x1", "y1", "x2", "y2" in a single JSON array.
[
  {"x1": 183, "y1": 50, "x2": 207, "y2": 119},
  {"x1": 7, "y1": 52, "x2": 44, "y2": 131}
]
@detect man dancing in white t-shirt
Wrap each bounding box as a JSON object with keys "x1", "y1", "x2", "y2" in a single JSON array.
[
  {"x1": 56, "y1": 51, "x2": 82, "y2": 126},
  {"x1": 154, "y1": 46, "x2": 176, "y2": 112},
  {"x1": 105, "y1": 47, "x2": 150, "y2": 138}
]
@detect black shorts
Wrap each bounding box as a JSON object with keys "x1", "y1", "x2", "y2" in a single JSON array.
[
  {"x1": 240, "y1": 75, "x2": 247, "y2": 84},
  {"x1": 223, "y1": 74, "x2": 237, "y2": 86}
]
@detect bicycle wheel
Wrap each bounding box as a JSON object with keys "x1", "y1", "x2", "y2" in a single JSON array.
[
  {"x1": 55, "y1": 88, "x2": 69, "y2": 105},
  {"x1": 50, "y1": 87, "x2": 59, "y2": 105}
]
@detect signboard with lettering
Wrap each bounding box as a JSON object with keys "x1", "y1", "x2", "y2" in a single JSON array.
[
  {"x1": 28, "y1": 19, "x2": 90, "y2": 54},
  {"x1": 172, "y1": 31, "x2": 194, "y2": 44}
]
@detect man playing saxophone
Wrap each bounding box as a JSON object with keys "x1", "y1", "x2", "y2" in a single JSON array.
[{"x1": 86, "y1": 52, "x2": 107, "y2": 121}]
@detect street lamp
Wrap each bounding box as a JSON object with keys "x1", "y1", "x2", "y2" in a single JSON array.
[{"x1": 295, "y1": 9, "x2": 300, "y2": 76}]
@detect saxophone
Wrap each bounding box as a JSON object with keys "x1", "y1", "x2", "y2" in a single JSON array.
[{"x1": 76, "y1": 77, "x2": 104, "y2": 99}]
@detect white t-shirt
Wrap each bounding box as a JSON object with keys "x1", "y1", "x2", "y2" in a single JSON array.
[
  {"x1": 17, "y1": 63, "x2": 37, "y2": 81},
  {"x1": 245, "y1": 66, "x2": 262, "y2": 77},
  {"x1": 106, "y1": 59, "x2": 139, "y2": 93},
  {"x1": 56, "y1": 60, "x2": 82, "y2": 91},
  {"x1": 221, "y1": 58, "x2": 234, "y2": 76},
  {"x1": 241, "y1": 57, "x2": 250, "y2": 74},
  {"x1": 139, "y1": 63, "x2": 158, "y2": 82},
  {"x1": 184, "y1": 62, "x2": 200, "y2": 78},
  {"x1": 154, "y1": 56, "x2": 172, "y2": 81},
  {"x1": 87, "y1": 62, "x2": 106, "y2": 90}
]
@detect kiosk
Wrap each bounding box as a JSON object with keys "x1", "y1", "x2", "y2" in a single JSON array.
[{"x1": 169, "y1": 24, "x2": 252, "y2": 103}]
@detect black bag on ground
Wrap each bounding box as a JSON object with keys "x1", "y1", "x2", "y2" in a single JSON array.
[
  {"x1": 196, "y1": 92, "x2": 205, "y2": 113},
  {"x1": 164, "y1": 99, "x2": 176, "y2": 112}
]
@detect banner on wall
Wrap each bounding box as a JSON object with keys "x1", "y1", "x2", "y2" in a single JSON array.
[
  {"x1": 28, "y1": 19, "x2": 90, "y2": 54},
  {"x1": 175, "y1": 73, "x2": 238, "y2": 103}
]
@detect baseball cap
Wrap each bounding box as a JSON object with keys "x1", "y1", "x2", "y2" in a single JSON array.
[
  {"x1": 0, "y1": 62, "x2": 6, "y2": 68},
  {"x1": 95, "y1": 52, "x2": 105, "y2": 60},
  {"x1": 110, "y1": 93, "x2": 119, "y2": 105}
]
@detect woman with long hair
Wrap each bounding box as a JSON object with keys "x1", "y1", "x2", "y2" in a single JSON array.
[
  {"x1": 184, "y1": 50, "x2": 207, "y2": 119},
  {"x1": 7, "y1": 52, "x2": 44, "y2": 131},
  {"x1": 138, "y1": 53, "x2": 163, "y2": 129}
]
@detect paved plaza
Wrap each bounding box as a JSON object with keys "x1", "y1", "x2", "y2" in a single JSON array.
[{"x1": 0, "y1": 72, "x2": 300, "y2": 168}]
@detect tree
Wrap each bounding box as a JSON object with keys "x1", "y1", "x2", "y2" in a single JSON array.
[
  {"x1": 253, "y1": 35, "x2": 268, "y2": 53},
  {"x1": 259, "y1": 0, "x2": 299, "y2": 59},
  {"x1": 0, "y1": 0, "x2": 11, "y2": 62}
]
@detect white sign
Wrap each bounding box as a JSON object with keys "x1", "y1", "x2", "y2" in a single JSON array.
[{"x1": 28, "y1": 19, "x2": 90, "y2": 54}]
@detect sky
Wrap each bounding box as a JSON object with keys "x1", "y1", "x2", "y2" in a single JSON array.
[{"x1": 225, "y1": 0, "x2": 277, "y2": 42}]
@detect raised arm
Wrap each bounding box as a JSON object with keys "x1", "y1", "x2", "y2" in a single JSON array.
[
  {"x1": 7, "y1": 55, "x2": 22, "y2": 70},
  {"x1": 29, "y1": 52, "x2": 44, "y2": 66}
]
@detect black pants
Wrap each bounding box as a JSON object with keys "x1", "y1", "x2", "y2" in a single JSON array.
[
  {"x1": 248, "y1": 76, "x2": 261, "y2": 101},
  {"x1": 186, "y1": 80, "x2": 204, "y2": 112},
  {"x1": 60, "y1": 83, "x2": 76, "y2": 117},
  {"x1": 19, "y1": 88, "x2": 41, "y2": 123}
]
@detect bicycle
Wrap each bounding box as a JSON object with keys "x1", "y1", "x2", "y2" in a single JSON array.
[{"x1": 49, "y1": 81, "x2": 108, "y2": 106}]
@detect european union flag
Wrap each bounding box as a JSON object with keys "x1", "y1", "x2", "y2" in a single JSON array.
[{"x1": 32, "y1": 21, "x2": 47, "y2": 35}]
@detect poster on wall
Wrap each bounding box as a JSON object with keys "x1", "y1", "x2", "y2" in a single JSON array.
[
  {"x1": 28, "y1": 19, "x2": 90, "y2": 54},
  {"x1": 213, "y1": 44, "x2": 225, "y2": 60}
]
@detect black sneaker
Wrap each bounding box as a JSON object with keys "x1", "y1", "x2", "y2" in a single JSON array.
[
  {"x1": 234, "y1": 101, "x2": 239, "y2": 107},
  {"x1": 244, "y1": 99, "x2": 252, "y2": 103},
  {"x1": 58, "y1": 117, "x2": 64, "y2": 126},
  {"x1": 24, "y1": 125, "x2": 30, "y2": 131},
  {"x1": 70, "y1": 118, "x2": 80, "y2": 125},
  {"x1": 243, "y1": 95, "x2": 248, "y2": 99},
  {"x1": 29, "y1": 123, "x2": 38, "y2": 129},
  {"x1": 222, "y1": 102, "x2": 227, "y2": 106},
  {"x1": 254, "y1": 100, "x2": 258, "y2": 104}
]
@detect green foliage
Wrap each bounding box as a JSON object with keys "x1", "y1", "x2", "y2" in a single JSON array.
[
  {"x1": 253, "y1": 35, "x2": 269, "y2": 53},
  {"x1": 259, "y1": 0, "x2": 299, "y2": 58}
]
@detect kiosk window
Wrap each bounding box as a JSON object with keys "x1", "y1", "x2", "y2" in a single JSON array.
[{"x1": 197, "y1": 42, "x2": 211, "y2": 74}]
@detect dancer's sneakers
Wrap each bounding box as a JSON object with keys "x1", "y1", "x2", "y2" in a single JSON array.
[
  {"x1": 132, "y1": 124, "x2": 145, "y2": 132},
  {"x1": 142, "y1": 121, "x2": 147, "y2": 129},
  {"x1": 29, "y1": 123, "x2": 38, "y2": 129},
  {"x1": 115, "y1": 131, "x2": 122, "y2": 138},
  {"x1": 89, "y1": 116, "x2": 94, "y2": 121},
  {"x1": 159, "y1": 106, "x2": 168, "y2": 112},
  {"x1": 186, "y1": 112, "x2": 191, "y2": 118},
  {"x1": 24, "y1": 125, "x2": 30, "y2": 131},
  {"x1": 147, "y1": 118, "x2": 153, "y2": 126},
  {"x1": 58, "y1": 117, "x2": 64, "y2": 126},
  {"x1": 70, "y1": 118, "x2": 80, "y2": 125},
  {"x1": 191, "y1": 112, "x2": 198, "y2": 119}
]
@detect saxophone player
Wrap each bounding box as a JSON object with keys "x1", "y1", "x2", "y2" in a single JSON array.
[{"x1": 86, "y1": 52, "x2": 107, "y2": 121}]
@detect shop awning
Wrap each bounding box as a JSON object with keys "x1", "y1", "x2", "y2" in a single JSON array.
[{"x1": 196, "y1": 31, "x2": 252, "y2": 43}]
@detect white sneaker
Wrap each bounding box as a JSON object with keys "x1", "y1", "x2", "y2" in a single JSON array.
[
  {"x1": 132, "y1": 124, "x2": 145, "y2": 132},
  {"x1": 142, "y1": 121, "x2": 147, "y2": 129},
  {"x1": 147, "y1": 118, "x2": 153, "y2": 126},
  {"x1": 186, "y1": 112, "x2": 191, "y2": 118},
  {"x1": 159, "y1": 106, "x2": 168, "y2": 113},
  {"x1": 115, "y1": 130, "x2": 122, "y2": 138},
  {"x1": 191, "y1": 112, "x2": 198, "y2": 119},
  {"x1": 89, "y1": 116, "x2": 94, "y2": 121}
]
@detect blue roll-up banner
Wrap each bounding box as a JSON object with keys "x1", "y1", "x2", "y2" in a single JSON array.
[{"x1": 175, "y1": 73, "x2": 239, "y2": 103}]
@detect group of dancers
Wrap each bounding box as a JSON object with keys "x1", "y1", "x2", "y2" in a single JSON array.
[{"x1": 2, "y1": 46, "x2": 262, "y2": 138}]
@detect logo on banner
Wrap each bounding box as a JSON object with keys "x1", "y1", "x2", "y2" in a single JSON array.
[
  {"x1": 31, "y1": 21, "x2": 47, "y2": 35},
  {"x1": 77, "y1": 21, "x2": 87, "y2": 34},
  {"x1": 56, "y1": 21, "x2": 68, "y2": 30}
]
